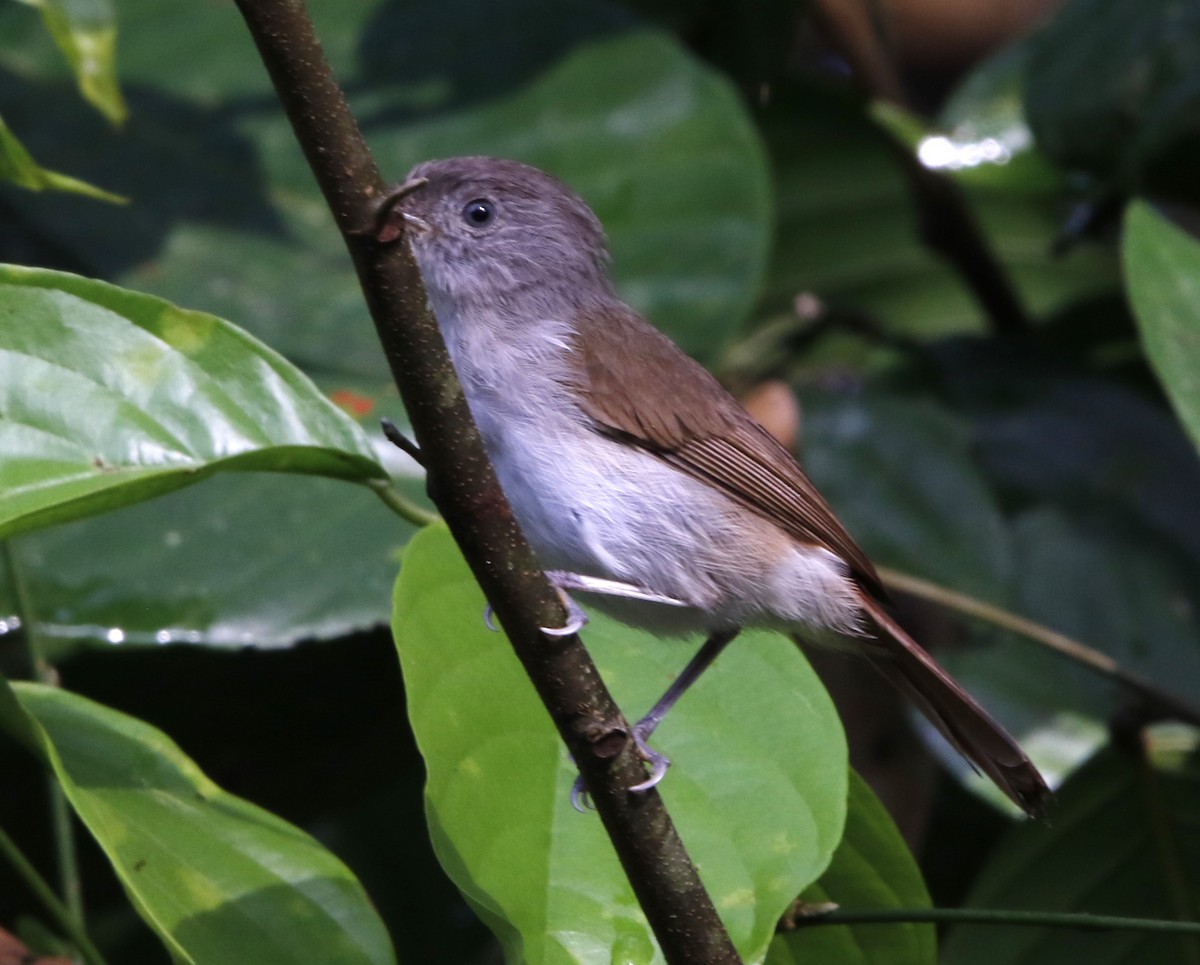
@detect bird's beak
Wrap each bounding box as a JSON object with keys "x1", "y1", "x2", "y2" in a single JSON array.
[
  {"x1": 372, "y1": 176, "x2": 430, "y2": 242},
  {"x1": 402, "y1": 211, "x2": 431, "y2": 233}
]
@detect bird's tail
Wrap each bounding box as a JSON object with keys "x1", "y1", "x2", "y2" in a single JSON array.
[{"x1": 844, "y1": 592, "x2": 1050, "y2": 817}]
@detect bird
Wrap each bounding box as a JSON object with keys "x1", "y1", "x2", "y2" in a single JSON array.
[{"x1": 384, "y1": 155, "x2": 1049, "y2": 817}]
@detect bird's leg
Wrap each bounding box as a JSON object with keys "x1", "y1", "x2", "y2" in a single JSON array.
[
  {"x1": 628, "y1": 627, "x2": 741, "y2": 792},
  {"x1": 484, "y1": 571, "x2": 693, "y2": 636},
  {"x1": 572, "y1": 628, "x2": 741, "y2": 809},
  {"x1": 544, "y1": 571, "x2": 692, "y2": 608}
]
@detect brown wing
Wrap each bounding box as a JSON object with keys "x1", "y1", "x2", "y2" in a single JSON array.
[{"x1": 571, "y1": 305, "x2": 883, "y2": 598}]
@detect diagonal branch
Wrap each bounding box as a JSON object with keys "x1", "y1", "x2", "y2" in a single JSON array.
[
  {"x1": 879, "y1": 567, "x2": 1200, "y2": 728},
  {"x1": 230, "y1": 0, "x2": 741, "y2": 961},
  {"x1": 809, "y1": 0, "x2": 1032, "y2": 336}
]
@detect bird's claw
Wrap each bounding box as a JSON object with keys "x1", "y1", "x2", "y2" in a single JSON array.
[
  {"x1": 569, "y1": 724, "x2": 672, "y2": 810},
  {"x1": 540, "y1": 590, "x2": 588, "y2": 637},
  {"x1": 481, "y1": 590, "x2": 588, "y2": 636},
  {"x1": 482, "y1": 604, "x2": 499, "y2": 632},
  {"x1": 628, "y1": 727, "x2": 672, "y2": 793},
  {"x1": 570, "y1": 776, "x2": 593, "y2": 813}
]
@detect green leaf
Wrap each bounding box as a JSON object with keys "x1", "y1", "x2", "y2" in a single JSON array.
[
  {"x1": 769, "y1": 771, "x2": 935, "y2": 965},
  {"x1": 926, "y1": 341, "x2": 1200, "y2": 785},
  {"x1": 758, "y1": 79, "x2": 1116, "y2": 347},
  {"x1": 1124, "y1": 201, "x2": 1200, "y2": 454},
  {"x1": 392, "y1": 525, "x2": 847, "y2": 964},
  {"x1": 13, "y1": 472, "x2": 423, "y2": 652},
  {"x1": 1024, "y1": 0, "x2": 1200, "y2": 196},
  {"x1": 0, "y1": 0, "x2": 770, "y2": 367},
  {"x1": 942, "y1": 735, "x2": 1200, "y2": 965},
  {"x1": 9, "y1": 382, "x2": 427, "y2": 653},
  {"x1": 931, "y1": 45, "x2": 1062, "y2": 194},
  {"x1": 0, "y1": 114, "x2": 124, "y2": 201},
  {"x1": 0, "y1": 674, "x2": 397, "y2": 965},
  {"x1": 801, "y1": 392, "x2": 1012, "y2": 603},
  {"x1": 12, "y1": 0, "x2": 126, "y2": 125},
  {"x1": 0, "y1": 264, "x2": 385, "y2": 539}
]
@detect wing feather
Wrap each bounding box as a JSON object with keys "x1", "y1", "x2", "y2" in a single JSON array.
[{"x1": 572, "y1": 305, "x2": 883, "y2": 597}]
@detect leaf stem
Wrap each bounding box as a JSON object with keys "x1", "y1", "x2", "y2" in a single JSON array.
[
  {"x1": 0, "y1": 820, "x2": 108, "y2": 965},
  {"x1": 795, "y1": 905, "x2": 1200, "y2": 935},
  {"x1": 368, "y1": 479, "x2": 439, "y2": 528},
  {"x1": 878, "y1": 566, "x2": 1200, "y2": 728},
  {"x1": 1, "y1": 541, "x2": 87, "y2": 958}
]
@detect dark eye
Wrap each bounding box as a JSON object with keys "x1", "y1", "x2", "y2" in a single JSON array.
[{"x1": 462, "y1": 199, "x2": 495, "y2": 226}]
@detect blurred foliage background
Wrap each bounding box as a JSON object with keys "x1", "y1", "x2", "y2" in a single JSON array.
[{"x1": 1, "y1": 0, "x2": 1199, "y2": 961}]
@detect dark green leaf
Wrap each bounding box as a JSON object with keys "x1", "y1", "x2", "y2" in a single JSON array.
[
  {"x1": 1024, "y1": 0, "x2": 1200, "y2": 196},
  {"x1": 759, "y1": 80, "x2": 1116, "y2": 345},
  {"x1": 1124, "y1": 201, "x2": 1200, "y2": 454},
  {"x1": 769, "y1": 771, "x2": 935, "y2": 965},
  {"x1": 392, "y1": 525, "x2": 847, "y2": 964},
  {"x1": 13, "y1": 471, "x2": 422, "y2": 653},
  {"x1": 0, "y1": 265, "x2": 384, "y2": 539},
  {"x1": 923, "y1": 341, "x2": 1200, "y2": 795},
  {"x1": 0, "y1": 0, "x2": 770, "y2": 366},
  {"x1": 801, "y1": 391, "x2": 1011, "y2": 603},
  {"x1": 0, "y1": 673, "x2": 397, "y2": 965},
  {"x1": 942, "y1": 737, "x2": 1200, "y2": 965}
]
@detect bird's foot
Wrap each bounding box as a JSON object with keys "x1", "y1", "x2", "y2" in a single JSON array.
[
  {"x1": 627, "y1": 718, "x2": 671, "y2": 792},
  {"x1": 481, "y1": 587, "x2": 588, "y2": 636},
  {"x1": 540, "y1": 588, "x2": 589, "y2": 637}
]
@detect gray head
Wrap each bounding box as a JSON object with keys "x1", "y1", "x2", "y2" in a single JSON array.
[{"x1": 397, "y1": 157, "x2": 615, "y2": 316}]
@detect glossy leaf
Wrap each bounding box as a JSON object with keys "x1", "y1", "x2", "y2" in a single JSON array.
[
  {"x1": 931, "y1": 45, "x2": 1062, "y2": 194},
  {"x1": 392, "y1": 525, "x2": 847, "y2": 964},
  {"x1": 759, "y1": 79, "x2": 1116, "y2": 344},
  {"x1": 0, "y1": 0, "x2": 770, "y2": 366},
  {"x1": 0, "y1": 674, "x2": 396, "y2": 965},
  {"x1": 10, "y1": 0, "x2": 126, "y2": 125},
  {"x1": 769, "y1": 771, "x2": 935, "y2": 965},
  {"x1": 5, "y1": 378, "x2": 425, "y2": 652},
  {"x1": 942, "y1": 736, "x2": 1200, "y2": 965},
  {"x1": 0, "y1": 114, "x2": 123, "y2": 200},
  {"x1": 13, "y1": 471, "x2": 423, "y2": 653},
  {"x1": 1124, "y1": 201, "x2": 1200, "y2": 454},
  {"x1": 0, "y1": 264, "x2": 385, "y2": 539}
]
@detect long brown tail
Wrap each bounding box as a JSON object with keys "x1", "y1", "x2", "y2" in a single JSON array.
[{"x1": 850, "y1": 593, "x2": 1050, "y2": 817}]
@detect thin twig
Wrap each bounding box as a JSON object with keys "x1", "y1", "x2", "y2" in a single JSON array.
[
  {"x1": 231, "y1": 1, "x2": 741, "y2": 960},
  {"x1": 879, "y1": 566, "x2": 1200, "y2": 728},
  {"x1": 379, "y1": 417, "x2": 425, "y2": 466},
  {"x1": 0, "y1": 824, "x2": 110, "y2": 965},
  {"x1": 791, "y1": 905, "x2": 1200, "y2": 936}
]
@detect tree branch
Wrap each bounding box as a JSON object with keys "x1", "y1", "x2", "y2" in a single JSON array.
[
  {"x1": 809, "y1": 0, "x2": 1033, "y2": 336},
  {"x1": 879, "y1": 566, "x2": 1200, "y2": 729},
  {"x1": 230, "y1": 0, "x2": 741, "y2": 960}
]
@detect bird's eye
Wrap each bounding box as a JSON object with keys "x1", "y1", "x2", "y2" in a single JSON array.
[{"x1": 462, "y1": 199, "x2": 495, "y2": 226}]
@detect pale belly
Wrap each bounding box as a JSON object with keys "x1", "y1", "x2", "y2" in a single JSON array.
[{"x1": 471, "y1": 398, "x2": 861, "y2": 637}]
